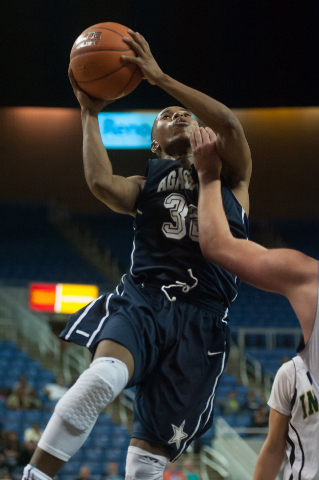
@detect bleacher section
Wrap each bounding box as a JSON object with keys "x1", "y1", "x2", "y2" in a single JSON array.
[
  {"x1": 0, "y1": 202, "x2": 110, "y2": 287},
  {"x1": 245, "y1": 348, "x2": 296, "y2": 376},
  {"x1": 71, "y1": 211, "x2": 134, "y2": 271},
  {"x1": 0, "y1": 341, "x2": 130, "y2": 480}
]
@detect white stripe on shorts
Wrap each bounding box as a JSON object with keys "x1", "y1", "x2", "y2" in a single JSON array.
[
  {"x1": 64, "y1": 295, "x2": 103, "y2": 340},
  {"x1": 172, "y1": 346, "x2": 227, "y2": 462},
  {"x1": 86, "y1": 293, "x2": 113, "y2": 347}
]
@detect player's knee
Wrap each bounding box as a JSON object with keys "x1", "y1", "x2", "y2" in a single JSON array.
[
  {"x1": 55, "y1": 357, "x2": 128, "y2": 431},
  {"x1": 125, "y1": 446, "x2": 168, "y2": 480}
]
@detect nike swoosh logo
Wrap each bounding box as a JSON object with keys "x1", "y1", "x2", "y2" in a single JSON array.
[{"x1": 208, "y1": 351, "x2": 223, "y2": 356}]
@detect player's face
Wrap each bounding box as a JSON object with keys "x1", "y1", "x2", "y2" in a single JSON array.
[{"x1": 152, "y1": 106, "x2": 198, "y2": 156}]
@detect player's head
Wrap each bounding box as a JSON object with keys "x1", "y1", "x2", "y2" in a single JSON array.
[{"x1": 151, "y1": 106, "x2": 198, "y2": 158}]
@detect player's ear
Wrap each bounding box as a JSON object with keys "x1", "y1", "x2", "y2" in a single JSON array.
[{"x1": 151, "y1": 140, "x2": 160, "y2": 154}]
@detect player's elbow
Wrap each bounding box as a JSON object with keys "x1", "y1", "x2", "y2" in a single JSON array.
[
  {"x1": 86, "y1": 174, "x2": 111, "y2": 198},
  {"x1": 220, "y1": 112, "x2": 241, "y2": 135}
]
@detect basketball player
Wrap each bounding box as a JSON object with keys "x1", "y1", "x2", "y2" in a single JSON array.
[
  {"x1": 22, "y1": 31, "x2": 252, "y2": 480},
  {"x1": 254, "y1": 355, "x2": 319, "y2": 480},
  {"x1": 191, "y1": 125, "x2": 319, "y2": 398}
]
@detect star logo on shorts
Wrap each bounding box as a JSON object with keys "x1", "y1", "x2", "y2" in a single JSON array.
[{"x1": 168, "y1": 420, "x2": 188, "y2": 449}]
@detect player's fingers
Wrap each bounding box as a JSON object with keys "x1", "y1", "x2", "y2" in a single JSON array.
[
  {"x1": 200, "y1": 126, "x2": 210, "y2": 144},
  {"x1": 189, "y1": 131, "x2": 196, "y2": 150},
  {"x1": 205, "y1": 126, "x2": 217, "y2": 143},
  {"x1": 122, "y1": 37, "x2": 145, "y2": 57},
  {"x1": 121, "y1": 54, "x2": 141, "y2": 65},
  {"x1": 128, "y1": 30, "x2": 149, "y2": 52},
  {"x1": 194, "y1": 126, "x2": 202, "y2": 146}
]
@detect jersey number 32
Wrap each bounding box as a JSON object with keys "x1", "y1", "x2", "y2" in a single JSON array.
[{"x1": 162, "y1": 193, "x2": 199, "y2": 242}]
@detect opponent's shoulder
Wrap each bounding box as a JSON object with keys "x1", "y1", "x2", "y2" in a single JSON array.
[{"x1": 275, "y1": 358, "x2": 296, "y2": 382}]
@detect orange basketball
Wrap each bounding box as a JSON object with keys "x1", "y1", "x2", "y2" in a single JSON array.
[{"x1": 70, "y1": 22, "x2": 143, "y2": 100}]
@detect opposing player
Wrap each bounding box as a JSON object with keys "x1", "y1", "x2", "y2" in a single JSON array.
[
  {"x1": 191, "y1": 126, "x2": 319, "y2": 396},
  {"x1": 254, "y1": 355, "x2": 319, "y2": 480},
  {"x1": 22, "y1": 32, "x2": 252, "y2": 480}
]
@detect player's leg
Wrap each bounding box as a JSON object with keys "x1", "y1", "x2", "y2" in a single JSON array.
[
  {"x1": 125, "y1": 441, "x2": 168, "y2": 480},
  {"x1": 23, "y1": 340, "x2": 134, "y2": 480}
]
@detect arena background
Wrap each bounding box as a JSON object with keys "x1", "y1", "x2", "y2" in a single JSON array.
[{"x1": 1, "y1": 2, "x2": 319, "y2": 480}]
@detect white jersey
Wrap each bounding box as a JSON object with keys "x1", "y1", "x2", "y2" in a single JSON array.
[
  {"x1": 268, "y1": 356, "x2": 319, "y2": 480},
  {"x1": 298, "y1": 276, "x2": 319, "y2": 400}
]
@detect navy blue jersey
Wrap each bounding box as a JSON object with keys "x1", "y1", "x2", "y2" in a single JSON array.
[{"x1": 130, "y1": 158, "x2": 248, "y2": 309}]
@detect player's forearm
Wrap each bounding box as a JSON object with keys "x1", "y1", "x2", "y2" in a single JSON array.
[
  {"x1": 198, "y1": 171, "x2": 305, "y2": 296},
  {"x1": 198, "y1": 171, "x2": 265, "y2": 285},
  {"x1": 81, "y1": 109, "x2": 113, "y2": 192},
  {"x1": 198, "y1": 171, "x2": 233, "y2": 260},
  {"x1": 155, "y1": 74, "x2": 238, "y2": 133},
  {"x1": 253, "y1": 441, "x2": 285, "y2": 480}
]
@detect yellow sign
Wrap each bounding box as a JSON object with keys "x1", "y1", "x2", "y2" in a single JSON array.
[{"x1": 55, "y1": 284, "x2": 99, "y2": 314}]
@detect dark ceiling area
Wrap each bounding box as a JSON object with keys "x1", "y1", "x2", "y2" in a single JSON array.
[{"x1": 2, "y1": 1, "x2": 319, "y2": 111}]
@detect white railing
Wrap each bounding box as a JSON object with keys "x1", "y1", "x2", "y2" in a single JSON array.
[
  {"x1": 213, "y1": 416, "x2": 257, "y2": 480},
  {"x1": 0, "y1": 288, "x2": 60, "y2": 360},
  {"x1": 234, "y1": 327, "x2": 302, "y2": 352},
  {"x1": 62, "y1": 344, "x2": 91, "y2": 385},
  {"x1": 240, "y1": 351, "x2": 262, "y2": 387},
  {"x1": 0, "y1": 288, "x2": 89, "y2": 380},
  {"x1": 200, "y1": 445, "x2": 230, "y2": 480},
  {"x1": 119, "y1": 388, "x2": 135, "y2": 427}
]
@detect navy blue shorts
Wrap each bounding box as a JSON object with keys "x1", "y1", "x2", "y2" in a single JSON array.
[{"x1": 60, "y1": 274, "x2": 230, "y2": 461}]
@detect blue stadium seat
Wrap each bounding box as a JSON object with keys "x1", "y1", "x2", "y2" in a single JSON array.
[
  {"x1": 112, "y1": 424, "x2": 129, "y2": 437},
  {"x1": 70, "y1": 449, "x2": 86, "y2": 462},
  {"x1": 215, "y1": 385, "x2": 232, "y2": 400},
  {"x1": 39, "y1": 370, "x2": 56, "y2": 383},
  {"x1": 236, "y1": 415, "x2": 252, "y2": 427},
  {"x1": 106, "y1": 450, "x2": 125, "y2": 463},
  {"x1": 85, "y1": 448, "x2": 105, "y2": 462},
  {"x1": 93, "y1": 436, "x2": 113, "y2": 449},
  {"x1": 92, "y1": 425, "x2": 113, "y2": 437},
  {"x1": 5, "y1": 409, "x2": 25, "y2": 422},
  {"x1": 0, "y1": 341, "x2": 17, "y2": 352},
  {"x1": 112, "y1": 436, "x2": 130, "y2": 450},
  {"x1": 118, "y1": 462, "x2": 126, "y2": 476},
  {"x1": 219, "y1": 374, "x2": 237, "y2": 386},
  {"x1": 2, "y1": 421, "x2": 24, "y2": 438},
  {"x1": 91, "y1": 475, "x2": 103, "y2": 480},
  {"x1": 222, "y1": 416, "x2": 238, "y2": 428},
  {"x1": 96, "y1": 413, "x2": 112, "y2": 426},
  {"x1": 60, "y1": 461, "x2": 82, "y2": 475},
  {"x1": 24, "y1": 410, "x2": 43, "y2": 423},
  {"x1": 83, "y1": 462, "x2": 103, "y2": 475},
  {"x1": 60, "y1": 474, "x2": 75, "y2": 480},
  {"x1": 2, "y1": 378, "x2": 17, "y2": 389},
  {"x1": 200, "y1": 425, "x2": 215, "y2": 445}
]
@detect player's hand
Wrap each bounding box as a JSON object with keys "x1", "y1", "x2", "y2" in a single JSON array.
[
  {"x1": 68, "y1": 68, "x2": 114, "y2": 115},
  {"x1": 121, "y1": 30, "x2": 164, "y2": 85},
  {"x1": 190, "y1": 127, "x2": 222, "y2": 177}
]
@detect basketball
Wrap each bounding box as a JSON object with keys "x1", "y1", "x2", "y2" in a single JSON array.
[{"x1": 70, "y1": 22, "x2": 143, "y2": 100}]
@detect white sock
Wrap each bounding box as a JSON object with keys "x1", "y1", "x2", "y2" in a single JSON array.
[{"x1": 22, "y1": 465, "x2": 52, "y2": 480}]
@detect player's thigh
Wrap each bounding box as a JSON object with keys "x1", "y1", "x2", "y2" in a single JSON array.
[{"x1": 94, "y1": 339, "x2": 135, "y2": 382}]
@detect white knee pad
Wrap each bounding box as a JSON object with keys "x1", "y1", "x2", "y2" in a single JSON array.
[
  {"x1": 38, "y1": 357, "x2": 128, "y2": 461},
  {"x1": 125, "y1": 446, "x2": 168, "y2": 480},
  {"x1": 55, "y1": 357, "x2": 128, "y2": 430}
]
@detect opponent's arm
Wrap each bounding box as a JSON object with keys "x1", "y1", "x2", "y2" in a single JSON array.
[
  {"x1": 192, "y1": 127, "x2": 318, "y2": 342},
  {"x1": 122, "y1": 31, "x2": 252, "y2": 198},
  {"x1": 69, "y1": 70, "x2": 145, "y2": 216},
  {"x1": 253, "y1": 408, "x2": 288, "y2": 480}
]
